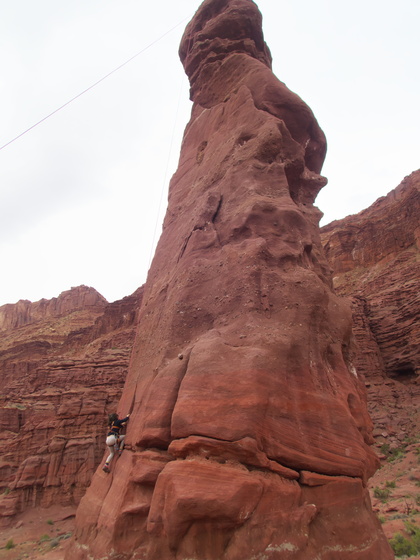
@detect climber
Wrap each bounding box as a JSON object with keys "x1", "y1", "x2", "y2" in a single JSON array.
[{"x1": 102, "y1": 412, "x2": 130, "y2": 473}]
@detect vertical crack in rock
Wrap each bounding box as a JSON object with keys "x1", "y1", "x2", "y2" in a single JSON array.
[
  {"x1": 177, "y1": 193, "x2": 223, "y2": 261},
  {"x1": 211, "y1": 194, "x2": 223, "y2": 223},
  {"x1": 67, "y1": 1, "x2": 394, "y2": 558}
]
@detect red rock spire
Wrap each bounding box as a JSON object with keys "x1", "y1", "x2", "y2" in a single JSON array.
[{"x1": 67, "y1": 1, "x2": 393, "y2": 558}]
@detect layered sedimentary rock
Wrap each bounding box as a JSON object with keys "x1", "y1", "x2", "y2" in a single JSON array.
[
  {"x1": 321, "y1": 171, "x2": 420, "y2": 446},
  {"x1": 321, "y1": 170, "x2": 419, "y2": 380},
  {"x1": 68, "y1": 1, "x2": 392, "y2": 558},
  {"x1": 0, "y1": 285, "x2": 107, "y2": 331},
  {"x1": 0, "y1": 286, "x2": 142, "y2": 525}
]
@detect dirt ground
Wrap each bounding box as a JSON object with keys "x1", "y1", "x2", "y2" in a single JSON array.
[
  {"x1": 369, "y1": 444, "x2": 420, "y2": 559},
  {"x1": 0, "y1": 505, "x2": 75, "y2": 560}
]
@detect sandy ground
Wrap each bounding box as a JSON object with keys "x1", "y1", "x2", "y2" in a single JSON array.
[
  {"x1": 369, "y1": 444, "x2": 420, "y2": 559},
  {"x1": 0, "y1": 505, "x2": 75, "y2": 560}
]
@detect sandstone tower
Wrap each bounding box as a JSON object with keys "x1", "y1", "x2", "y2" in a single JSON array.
[{"x1": 67, "y1": 1, "x2": 393, "y2": 558}]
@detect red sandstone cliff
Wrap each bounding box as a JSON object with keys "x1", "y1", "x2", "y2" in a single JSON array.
[
  {"x1": 0, "y1": 285, "x2": 107, "y2": 331},
  {"x1": 321, "y1": 170, "x2": 419, "y2": 381},
  {"x1": 321, "y1": 170, "x2": 420, "y2": 548},
  {"x1": 0, "y1": 286, "x2": 142, "y2": 525},
  {"x1": 321, "y1": 170, "x2": 419, "y2": 431},
  {"x1": 67, "y1": 1, "x2": 392, "y2": 559}
]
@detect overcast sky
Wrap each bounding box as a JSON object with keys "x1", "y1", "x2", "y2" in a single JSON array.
[{"x1": 1, "y1": 0, "x2": 418, "y2": 307}]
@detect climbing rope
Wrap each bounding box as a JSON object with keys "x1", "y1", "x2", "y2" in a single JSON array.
[
  {"x1": 147, "y1": 73, "x2": 188, "y2": 270},
  {"x1": 147, "y1": 33, "x2": 194, "y2": 270},
  {"x1": 0, "y1": 14, "x2": 192, "y2": 152}
]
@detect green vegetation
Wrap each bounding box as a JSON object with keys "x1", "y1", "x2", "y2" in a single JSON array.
[
  {"x1": 390, "y1": 522, "x2": 420, "y2": 557},
  {"x1": 387, "y1": 447, "x2": 406, "y2": 463},
  {"x1": 373, "y1": 486, "x2": 391, "y2": 502},
  {"x1": 46, "y1": 519, "x2": 54, "y2": 525},
  {"x1": 39, "y1": 534, "x2": 51, "y2": 543},
  {"x1": 380, "y1": 443, "x2": 390, "y2": 455},
  {"x1": 5, "y1": 539, "x2": 15, "y2": 549},
  {"x1": 385, "y1": 480, "x2": 396, "y2": 488},
  {"x1": 380, "y1": 435, "x2": 420, "y2": 466},
  {"x1": 405, "y1": 522, "x2": 420, "y2": 546},
  {"x1": 5, "y1": 402, "x2": 26, "y2": 410},
  {"x1": 390, "y1": 533, "x2": 417, "y2": 557},
  {"x1": 379, "y1": 443, "x2": 406, "y2": 462},
  {"x1": 45, "y1": 532, "x2": 72, "y2": 549},
  {"x1": 390, "y1": 514, "x2": 409, "y2": 521}
]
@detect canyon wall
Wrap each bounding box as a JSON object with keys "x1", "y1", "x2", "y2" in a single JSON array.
[
  {"x1": 67, "y1": 1, "x2": 392, "y2": 558},
  {"x1": 321, "y1": 170, "x2": 420, "y2": 452},
  {"x1": 0, "y1": 285, "x2": 142, "y2": 526}
]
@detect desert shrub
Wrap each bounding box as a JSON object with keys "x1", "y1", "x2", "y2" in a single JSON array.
[
  {"x1": 39, "y1": 534, "x2": 51, "y2": 543},
  {"x1": 405, "y1": 435, "x2": 420, "y2": 445},
  {"x1": 379, "y1": 443, "x2": 406, "y2": 462},
  {"x1": 50, "y1": 538, "x2": 60, "y2": 548},
  {"x1": 380, "y1": 443, "x2": 390, "y2": 455},
  {"x1": 391, "y1": 514, "x2": 408, "y2": 520},
  {"x1": 374, "y1": 486, "x2": 391, "y2": 501},
  {"x1": 389, "y1": 533, "x2": 417, "y2": 557},
  {"x1": 386, "y1": 480, "x2": 396, "y2": 488},
  {"x1": 388, "y1": 448, "x2": 406, "y2": 462},
  {"x1": 5, "y1": 539, "x2": 15, "y2": 549},
  {"x1": 46, "y1": 519, "x2": 54, "y2": 525},
  {"x1": 405, "y1": 522, "x2": 420, "y2": 550}
]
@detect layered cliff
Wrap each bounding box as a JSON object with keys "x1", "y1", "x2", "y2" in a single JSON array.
[
  {"x1": 321, "y1": 170, "x2": 419, "y2": 437},
  {"x1": 0, "y1": 286, "x2": 142, "y2": 526},
  {"x1": 0, "y1": 285, "x2": 107, "y2": 331},
  {"x1": 68, "y1": 1, "x2": 391, "y2": 559},
  {"x1": 321, "y1": 171, "x2": 420, "y2": 550}
]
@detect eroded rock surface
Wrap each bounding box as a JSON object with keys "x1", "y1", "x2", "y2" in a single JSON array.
[
  {"x1": 322, "y1": 170, "x2": 419, "y2": 380},
  {"x1": 321, "y1": 170, "x2": 420, "y2": 548},
  {"x1": 0, "y1": 286, "x2": 142, "y2": 525},
  {"x1": 68, "y1": 1, "x2": 392, "y2": 558},
  {"x1": 321, "y1": 170, "x2": 420, "y2": 461}
]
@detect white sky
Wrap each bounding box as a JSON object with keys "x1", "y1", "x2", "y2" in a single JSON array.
[{"x1": 0, "y1": 0, "x2": 419, "y2": 306}]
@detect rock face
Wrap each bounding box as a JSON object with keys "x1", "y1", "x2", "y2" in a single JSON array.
[
  {"x1": 0, "y1": 286, "x2": 142, "y2": 526},
  {"x1": 0, "y1": 285, "x2": 107, "y2": 331},
  {"x1": 68, "y1": 1, "x2": 392, "y2": 559},
  {"x1": 321, "y1": 170, "x2": 420, "y2": 453},
  {"x1": 321, "y1": 170, "x2": 419, "y2": 380}
]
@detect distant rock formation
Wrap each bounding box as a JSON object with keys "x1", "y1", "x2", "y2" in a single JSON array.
[
  {"x1": 0, "y1": 285, "x2": 107, "y2": 331},
  {"x1": 321, "y1": 170, "x2": 420, "y2": 450},
  {"x1": 68, "y1": 1, "x2": 392, "y2": 558},
  {"x1": 0, "y1": 286, "x2": 142, "y2": 525}
]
